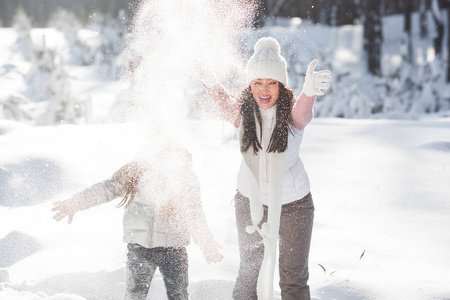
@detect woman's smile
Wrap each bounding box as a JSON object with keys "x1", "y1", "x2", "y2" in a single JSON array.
[{"x1": 259, "y1": 95, "x2": 271, "y2": 104}]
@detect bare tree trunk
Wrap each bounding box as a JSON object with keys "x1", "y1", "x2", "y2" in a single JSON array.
[
  {"x1": 420, "y1": 0, "x2": 430, "y2": 38},
  {"x1": 311, "y1": 0, "x2": 321, "y2": 23},
  {"x1": 320, "y1": 0, "x2": 335, "y2": 25},
  {"x1": 404, "y1": 0, "x2": 414, "y2": 64},
  {"x1": 363, "y1": 0, "x2": 383, "y2": 76},
  {"x1": 431, "y1": 0, "x2": 445, "y2": 58},
  {"x1": 447, "y1": 2, "x2": 450, "y2": 82}
]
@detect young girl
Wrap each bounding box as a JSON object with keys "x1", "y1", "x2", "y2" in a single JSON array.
[
  {"x1": 52, "y1": 143, "x2": 223, "y2": 300},
  {"x1": 202, "y1": 37, "x2": 331, "y2": 300}
]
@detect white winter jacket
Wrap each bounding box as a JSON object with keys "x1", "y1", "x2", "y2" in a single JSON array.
[
  {"x1": 207, "y1": 85, "x2": 315, "y2": 205},
  {"x1": 236, "y1": 106, "x2": 310, "y2": 205},
  {"x1": 67, "y1": 161, "x2": 215, "y2": 249}
]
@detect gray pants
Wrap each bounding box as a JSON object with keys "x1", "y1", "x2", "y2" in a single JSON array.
[
  {"x1": 233, "y1": 192, "x2": 314, "y2": 300},
  {"x1": 124, "y1": 244, "x2": 189, "y2": 300}
]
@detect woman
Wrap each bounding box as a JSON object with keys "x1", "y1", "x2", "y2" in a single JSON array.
[
  {"x1": 202, "y1": 37, "x2": 331, "y2": 300},
  {"x1": 52, "y1": 144, "x2": 223, "y2": 300}
]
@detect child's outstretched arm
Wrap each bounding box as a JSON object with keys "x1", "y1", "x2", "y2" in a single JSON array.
[{"x1": 52, "y1": 179, "x2": 125, "y2": 224}]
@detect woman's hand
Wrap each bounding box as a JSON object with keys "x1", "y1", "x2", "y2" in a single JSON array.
[
  {"x1": 51, "y1": 199, "x2": 79, "y2": 224},
  {"x1": 199, "y1": 56, "x2": 219, "y2": 89},
  {"x1": 303, "y1": 59, "x2": 331, "y2": 97},
  {"x1": 200, "y1": 239, "x2": 224, "y2": 264}
]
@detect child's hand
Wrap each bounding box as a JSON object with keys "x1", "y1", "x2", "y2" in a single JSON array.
[
  {"x1": 200, "y1": 239, "x2": 224, "y2": 264},
  {"x1": 51, "y1": 199, "x2": 78, "y2": 224}
]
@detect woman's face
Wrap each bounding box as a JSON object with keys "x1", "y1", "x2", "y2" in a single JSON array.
[{"x1": 250, "y1": 78, "x2": 280, "y2": 110}]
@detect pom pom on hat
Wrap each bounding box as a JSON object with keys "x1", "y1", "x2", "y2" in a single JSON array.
[
  {"x1": 253, "y1": 37, "x2": 281, "y2": 55},
  {"x1": 245, "y1": 37, "x2": 288, "y2": 86}
]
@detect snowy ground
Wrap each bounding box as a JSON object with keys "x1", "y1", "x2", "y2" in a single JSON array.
[
  {"x1": 1, "y1": 20, "x2": 450, "y2": 300},
  {"x1": 1, "y1": 110, "x2": 450, "y2": 300}
]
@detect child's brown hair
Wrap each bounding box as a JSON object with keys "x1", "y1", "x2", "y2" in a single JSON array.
[{"x1": 115, "y1": 161, "x2": 146, "y2": 208}]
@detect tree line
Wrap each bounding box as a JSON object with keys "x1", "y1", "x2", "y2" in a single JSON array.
[
  {"x1": 0, "y1": 0, "x2": 140, "y2": 27},
  {"x1": 1, "y1": 0, "x2": 449, "y2": 81},
  {"x1": 260, "y1": 0, "x2": 449, "y2": 80}
]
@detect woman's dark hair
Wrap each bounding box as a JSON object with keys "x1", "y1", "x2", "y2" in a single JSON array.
[{"x1": 239, "y1": 82, "x2": 294, "y2": 154}]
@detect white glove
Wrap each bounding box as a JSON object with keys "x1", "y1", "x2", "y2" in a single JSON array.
[{"x1": 303, "y1": 59, "x2": 331, "y2": 97}]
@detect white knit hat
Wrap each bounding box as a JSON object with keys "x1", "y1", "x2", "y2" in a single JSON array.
[{"x1": 245, "y1": 37, "x2": 288, "y2": 86}]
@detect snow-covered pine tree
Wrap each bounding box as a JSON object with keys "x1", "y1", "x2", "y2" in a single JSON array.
[
  {"x1": 87, "y1": 12, "x2": 129, "y2": 80},
  {"x1": 47, "y1": 8, "x2": 88, "y2": 66},
  {"x1": 312, "y1": 47, "x2": 377, "y2": 119},
  {"x1": 378, "y1": 51, "x2": 449, "y2": 118},
  {"x1": 25, "y1": 36, "x2": 91, "y2": 125},
  {"x1": 0, "y1": 94, "x2": 32, "y2": 123},
  {"x1": 12, "y1": 6, "x2": 33, "y2": 60}
]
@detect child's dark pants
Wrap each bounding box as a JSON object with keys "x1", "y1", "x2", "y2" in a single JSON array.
[{"x1": 124, "y1": 244, "x2": 188, "y2": 300}]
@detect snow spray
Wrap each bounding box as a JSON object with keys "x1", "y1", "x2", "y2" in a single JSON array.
[
  {"x1": 126, "y1": 0, "x2": 257, "y2": 139},
  {"x1": 122, "y1": 0, "x2": 259, "y2": 214}
]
